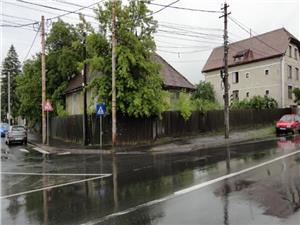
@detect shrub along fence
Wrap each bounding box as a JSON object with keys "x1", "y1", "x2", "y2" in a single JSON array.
[{"x1": 50, "y1": 108, "x2": 291, "y2": 145}]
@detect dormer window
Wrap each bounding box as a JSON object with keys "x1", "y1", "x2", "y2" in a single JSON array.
[{"x1": 233, "y1": 49, "x2": 252, "y2": 63}]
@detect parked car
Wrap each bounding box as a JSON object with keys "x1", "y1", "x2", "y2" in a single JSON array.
[
  {"x1": 5, "y1": 125, "x2": 28, "y2": 145},
  {"x1": 276, "y1": 114, "x2": 300, "y2": 134},
  {"x1": 0, "y1": 123, "x2": 9, "y2": 137}
]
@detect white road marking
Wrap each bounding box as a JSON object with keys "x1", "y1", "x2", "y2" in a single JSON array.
[
  {"x1": 1, "y1": 174, "x2": 111, "y2": 199},
  {"x1": 33, "y1": 147, "x2": 49, "y2": 155},
  {"x1": 57, "y1": 151, "x2": 71, "y2": 155},
  {"x1": 18, "y1": 148, "x2": 30, "y2": 153},
  {"x1": 0, "y1": 172, "x2": 111, "y2": 176},
  {"x1": 82, "y1": 149, "x2": 300, "y2": 225}
]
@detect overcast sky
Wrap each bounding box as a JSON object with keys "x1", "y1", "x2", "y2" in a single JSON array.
[{"x1": 1, "y1": 0, "x2": 299, "y2": 84}]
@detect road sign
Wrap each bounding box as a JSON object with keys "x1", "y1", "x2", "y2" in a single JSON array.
[
  {"x1": 96, "y1": 103, "x2": 106, "y2": 117},
  {"x1": 44, "y1": 100, "x2": 53, "y2": 112}
]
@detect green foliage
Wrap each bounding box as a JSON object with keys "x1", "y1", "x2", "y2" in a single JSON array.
[
  {"x1": 176, "y1": 92, "x2": 192, "y2": 120},
  {"x1": 231, "y1": 96, "x2": 278, "y2": 110},
  {"x1": 89, "y1": 0, "x2": 167, "y2": 118},
  {"x1": 1, "y1": 45, "x2": 21, "y2": 121},
  {"x1": 192, "y1": 81, "x2": 216, "y2": 102},
  {"x1": 17, "y1": 20, "x2": 83, "y2": 124},
  {"x1": 192, "y1": 99, "x2": 220, "y2": 112},
  {"x1": 16, "y1": 58, "x2": 41, "y2": 123},
  {"x1": 293, "y1": 88, "x2": 300, "y2": 105}
]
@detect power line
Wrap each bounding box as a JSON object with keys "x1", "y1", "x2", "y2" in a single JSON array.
[
  {"x1": 0, "y1": 13, "x2": 38, "y2": 22},
  {"x1": 147, "y1": 2, "x2": 222, "y2": 13},
  {"x1": 157, "y1": 29, "x2": 223, "y2": 41},
  {"x1": 229, "y1": 16, "x2": 282, "y2": 54},
  {"x1": 23, "y1": 24, "x2": 41, "y2": 62},
  {"x1": 158, "y1": 49, "x2": 213, "y2": 54},
  {"x1": 155, "y1": 34, "x2": 223, "y2": 45},
  {"x1": 159, "y1": 21, "x2": 223, "y2": 32},
  {"x1": 16, "y1": 0, "x2": 96, "y2": 19},
  {"x1": 158, "y1": 24, "x2": 223, "y2": 38},
  {"x1": 50, "y1": 0, "x2": 98, "y2": 10},
  {"x1": 151, "y1": 0, "x2": 180, "y2": 15}
]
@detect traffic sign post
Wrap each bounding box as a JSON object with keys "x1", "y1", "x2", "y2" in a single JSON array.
[
  {"x1": 96, "y1": 103, "x2": 106, "y2": 151},
  {"x1": 43, "y1": 100, "x2": 53, "y2": 145}
]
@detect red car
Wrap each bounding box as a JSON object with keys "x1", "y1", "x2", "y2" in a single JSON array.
[{"x1": 276, "y1": 114, "x2": 300, "y2": 134}]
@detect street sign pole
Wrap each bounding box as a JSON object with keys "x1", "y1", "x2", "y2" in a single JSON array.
[
  {"x1": 47, "y1": 111, "x2": 49, "y2": 146},
  {"x1": 100, "y1": 115, "x2": 102, "y2": 151}
]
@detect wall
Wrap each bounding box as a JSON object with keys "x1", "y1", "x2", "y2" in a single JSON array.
[
  {"x1": 51, "y1": 108, "x2": 291, "y2": 146},
  {"x1": 204, "y1": 57, "x2": 282, "y2": 106}
]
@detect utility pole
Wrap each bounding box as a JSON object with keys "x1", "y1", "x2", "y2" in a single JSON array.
[
  {"x1": 111, "y1": 0, "x2": 117, "y2": 146},
  {"x1": 41, "y1": 16, "x2": 46, "y2": 144},
  {"x1": 220, "y1": 2, "x2": 230, "y2": 139},
  {"x1": 7, "y1": 71, "x2": 11, "y2": 126},
  {"x1": 82, "y1": 32, "x2": 89, "y2": 146}
]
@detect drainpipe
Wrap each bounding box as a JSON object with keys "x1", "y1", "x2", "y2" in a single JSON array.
[{"x1": 281, "y1": 55, "x2": 285, "y2": 108}]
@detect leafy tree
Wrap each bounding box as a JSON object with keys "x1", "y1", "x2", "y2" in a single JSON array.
[
  {"x1": 16, "y1": 57, "x2": 41, "y2": 125},
  {"x1": 89, "y1": 0, "x2": 168, "y2": 117},
  {"x1": 1, "y1": 45, "x2": 21, "y2": 121},
  {"x1": 176, "y1": 92, "x2": 192, "y2": 120},
  {"x1": 293, "y1": 88, "x2": 300, "y2": 105},
  {"x1": 192, "y1": 81, "x2": 216, "y2": 102}
]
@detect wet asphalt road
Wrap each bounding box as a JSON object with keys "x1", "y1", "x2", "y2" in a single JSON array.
[{"x1": 1, "y1": 135, "x2": 300, "y2": 225}]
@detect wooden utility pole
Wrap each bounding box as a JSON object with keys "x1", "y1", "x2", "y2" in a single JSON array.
[
  {"x1": 220, "y1": 3, "x2": 230, "y2": 139},
  {"x1": 7, "y1": 71, "x2": 11, "y2": 126},
  {"x1": 111, "y1": 0, "x2": 117, "y2": 146},
  {"x1": 41, "y1": 15, "x2": 46, "y2": 144},
  {"x1": 82, "y1": 32, "x2": 89, "y2": 146}
]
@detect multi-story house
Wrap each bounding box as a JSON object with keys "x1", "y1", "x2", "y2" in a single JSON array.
[{"x1": 202, "y1": 28, "x2": 300, "y2": 108}]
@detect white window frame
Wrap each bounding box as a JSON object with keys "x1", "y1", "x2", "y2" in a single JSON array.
[{"x1": 232, "y1": 71, "x2": 239, "y2": 84}]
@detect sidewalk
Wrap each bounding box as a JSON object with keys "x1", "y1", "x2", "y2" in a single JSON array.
[{"x1": 28, "y1": 125, "x2": 277, "y2": 155}]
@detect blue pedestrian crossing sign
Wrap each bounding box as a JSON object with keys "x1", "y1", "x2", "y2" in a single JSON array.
[{"x1": 96, "y1": 103, "x2": 106, "y2": 117}]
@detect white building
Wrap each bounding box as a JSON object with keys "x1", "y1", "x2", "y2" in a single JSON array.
[{"x1": 202, "y1": 28, "x2": 300, "y2": 108}]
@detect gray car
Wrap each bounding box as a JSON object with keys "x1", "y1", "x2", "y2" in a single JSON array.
[{"x1": 5, "y1": 125, "x2": 27, "y2": 145}]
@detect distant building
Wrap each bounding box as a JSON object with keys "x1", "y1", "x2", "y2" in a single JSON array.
[
  {"x1": 202, "y1": 28, "x2": 300, "y2": 108},
  {"x1": 65, "y1": 54, "x2": 195, "y2": 115}
]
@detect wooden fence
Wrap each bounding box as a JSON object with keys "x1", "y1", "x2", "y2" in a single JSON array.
[{"x1": 50, "y1": 108, "x2": 291, "y2": 145}]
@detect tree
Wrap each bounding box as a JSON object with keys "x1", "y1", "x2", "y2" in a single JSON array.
[
  {"x1": 89, "y1": 0, "x2": 168, "y2": 117},
  {"x1": 16, "y1": 57, "x2": 41, "y2": 126},
  {"x1": 192, "y1": 81, "x2": 216, "y2": 102},
  {"x1": 293, "y1": 88, "x2": 300, "y2": 105},
  {"x1": 1, "y1": 45, "x2": 21, "y2": 121}
]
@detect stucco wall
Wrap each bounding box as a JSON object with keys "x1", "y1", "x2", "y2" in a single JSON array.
[{"x1": 204, "y1": 57, "x2": 282, "y2": 106}]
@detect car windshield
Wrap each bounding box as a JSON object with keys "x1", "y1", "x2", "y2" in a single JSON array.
[
  {"x1": 0, "y1": 123, "x2": 9, "y2": 129},
  {"x1": 280, "y1": 115, "x2": 295, "y2": 122},
  {"x1": 11, "y1": 126, "x2": 25, "y2": 132}
]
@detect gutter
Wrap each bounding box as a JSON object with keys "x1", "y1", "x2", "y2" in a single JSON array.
[{"x1": 281, "y1": 55, "x2": 285, "y2": 107}]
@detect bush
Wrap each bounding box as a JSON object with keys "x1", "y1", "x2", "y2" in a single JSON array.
[
  {"x1": 192, "y1": 99, "x2": 220, "y2": 112},
  {"x1": 176, "y1": 92, "x2": 192, "y2": 120},
  {"x1": 230, "y1": 96, "x2": 278, "y2": 110}
]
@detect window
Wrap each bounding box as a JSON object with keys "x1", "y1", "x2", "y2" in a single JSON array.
[
  {"x1": 265, "y1": 69, "x2": 269, "y2": 75},
  {"x1": 288, "y1": 65, "x2": 292, "y2": 79},
  {"x1": 288, "y1": 86, "x2": 293, "y2": 99},
  {"x1": 232, "y1": 72, "x2": 239, "y2": 83},
  {"x1": 296, "y1": 68, "x2": 299, "y2": 80},
  {"x1": 232, "y1": 90, "x2": 239, "y2": 101},
  {"x1": 246, "y1": 92, "x2": 249, "y2": 98},
  {"x1": 295, "y1": 48, "x2": 298, "y2": 60},
  {"x1": 265, "y1": 90, "x2": 269, "y2": 96},
  {"x1": 289, "y1": 45, "x2": 292, "y2": 57},
  {"x1": 245, "y1": 72, "x2": 249, "y2": 78}
]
